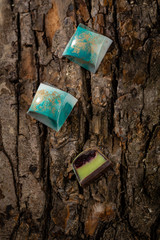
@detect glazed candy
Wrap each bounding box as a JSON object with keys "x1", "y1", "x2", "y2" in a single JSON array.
[
  {"x1": 27, "y1": 83, "x2": 77, "y2": 131},
  {"x1": 72, "y1": 148, "x2": 111, "y2": 187},
  {"x1": 62, "y1": 23, "x2": 112, "y2": 73}
]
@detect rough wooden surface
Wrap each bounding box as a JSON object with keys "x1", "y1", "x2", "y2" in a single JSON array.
[{"x1": 0, "y1": 0, "x2": 160, "y2": 239}]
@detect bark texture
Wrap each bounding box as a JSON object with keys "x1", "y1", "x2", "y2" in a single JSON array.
[{"x1": 0, "y1": 0, "x2": 160, "y2": 239}]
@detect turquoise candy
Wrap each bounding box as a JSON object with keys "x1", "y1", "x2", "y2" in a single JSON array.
[
  {"x1": 62, "y1": 23, "x2": 113, "y2": 73},
  {"x1": 27, "y1": 83, "x2": 78, "y2": 131}
]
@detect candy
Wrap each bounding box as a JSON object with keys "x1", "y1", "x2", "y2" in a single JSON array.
[
  {"x1": 62, "y1": 23, "x2": 113, "y2": 73},
  {"x1": 72, "y1": 148, "x2": 111, "y2": 186},
  {"x1": 27, "y1": 83, "x2": 78, "y2": 131}
]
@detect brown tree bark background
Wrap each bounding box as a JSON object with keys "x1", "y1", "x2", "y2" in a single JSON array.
[{"x1": 0, "y1": 0, "x2": 160, "y2": 239}]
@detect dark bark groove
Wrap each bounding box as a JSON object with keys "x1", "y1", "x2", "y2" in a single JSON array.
[{"x1": 0, "y1": 0, "x2": 160, "y2": 239}]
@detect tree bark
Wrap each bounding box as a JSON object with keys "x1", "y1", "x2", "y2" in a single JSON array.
[{"x1": 0, "y1": 0, "x2": 160, "y2": 239}]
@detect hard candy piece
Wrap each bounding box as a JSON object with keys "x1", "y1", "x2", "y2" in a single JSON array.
[
  {"x1": 27, "y1": 83, "x2": 77, "y2": 131},
  {"x1": 72, "y1": 148, "x2": 111, "y2": 186},
  {"x1": 62, "y1": 23, "x2": 113, "y2": 73}
]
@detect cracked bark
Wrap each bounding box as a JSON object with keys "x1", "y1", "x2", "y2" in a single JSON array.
[{"x1": 0, "y1": 0, "x2": 160, "y2": 239}]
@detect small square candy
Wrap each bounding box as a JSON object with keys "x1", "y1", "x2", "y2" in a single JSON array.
[
  {"x1": 72, "y1": 148, "x2": 111, "y2": 187},
  {"x1": 27, "y1": 83, "x2": 78, "y2": 131},
  {"x1": 62, "y1": 23, "x2": 113, "y2": 73}
]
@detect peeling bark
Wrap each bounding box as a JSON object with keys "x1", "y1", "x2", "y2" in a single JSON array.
[{"x1": 0, "y1": 0, "x2": 160, "y2": 239}]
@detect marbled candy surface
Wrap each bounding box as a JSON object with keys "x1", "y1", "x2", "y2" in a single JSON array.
[
  {"x1": 62, "y1": 23, "x2": 112, "y2": 73},
  {"x1": 28, "y1": 83, "x2": 77, "y2": 131}
]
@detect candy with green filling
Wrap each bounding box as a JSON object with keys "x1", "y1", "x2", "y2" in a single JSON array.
[{"x1": 72, "y1": 148, "x2": 111, "y2": 187}]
